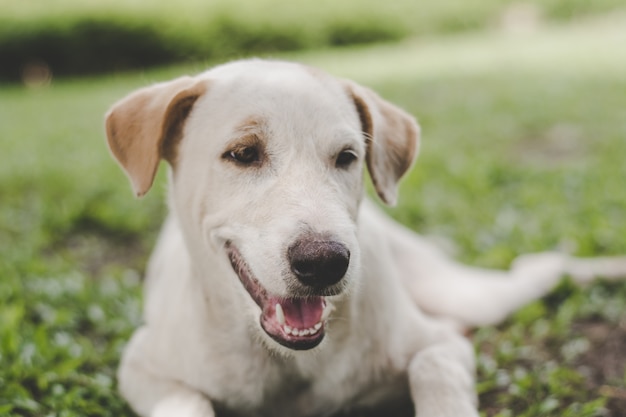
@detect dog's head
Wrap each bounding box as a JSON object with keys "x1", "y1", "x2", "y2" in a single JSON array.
[{"x1": 105, "y1": 60, "x2": 419, "y2": 351}]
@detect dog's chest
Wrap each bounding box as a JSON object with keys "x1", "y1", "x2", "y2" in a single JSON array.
[{"x1": 201, "y1": 343, "x2": 411, "y2": 417}]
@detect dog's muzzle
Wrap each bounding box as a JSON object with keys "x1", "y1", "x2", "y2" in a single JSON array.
[{"x1": 225, "y1": 239, "x2": 348, "y2": 350}]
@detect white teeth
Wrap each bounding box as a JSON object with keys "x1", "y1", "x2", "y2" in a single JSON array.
[
  {"x1": 275, "y1": 303, "x2": 285, "y2": 325},
  {"x1": 321, "y1": 302, "x2": 335, "y2": 322},
  {"x1": 282, "y1": 323, "x2": 323, "y2": 337}
]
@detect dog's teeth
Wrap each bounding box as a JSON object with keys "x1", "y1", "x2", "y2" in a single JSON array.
[
  {"x1": 321, "y1": 310, "x2": 329, "y2": 321},
  {"x1": 283, "y1": 323, "x2": 323, "y2": 337},
  {"x1": 275, "y1": 303, "x2": 285, "y2": 325},
  {"x1": 321, "y1": 303, "x2": 334, "y2": 321}
]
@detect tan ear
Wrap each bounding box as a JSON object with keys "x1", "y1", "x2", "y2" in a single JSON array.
[
  {"x1": 345, "y1": 81, "x2": 420, "y2": 206},
  {"x1": 105, "y1": 77, "x2": 208, "y2": 197}
]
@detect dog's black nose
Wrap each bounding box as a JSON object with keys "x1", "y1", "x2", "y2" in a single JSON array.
[{"x1": 288, "y1": 237, "x2": 350, "y2": 288}]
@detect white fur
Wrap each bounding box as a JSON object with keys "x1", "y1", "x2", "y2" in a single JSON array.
[{"x1": 106, "y1": 59, "x2": 626, "y2": 417}]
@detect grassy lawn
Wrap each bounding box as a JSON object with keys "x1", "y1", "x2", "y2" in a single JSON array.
[{"x1": 1, "y1": 14, "x2": 626, "y2": 417}]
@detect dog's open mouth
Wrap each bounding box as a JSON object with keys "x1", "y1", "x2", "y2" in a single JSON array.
[{"x1": 226, "y1": 243, "x2": 333, "y2": 350}]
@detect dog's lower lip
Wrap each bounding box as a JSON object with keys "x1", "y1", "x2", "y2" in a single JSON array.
[
  {"x1": 262, "y1": 319, "x2": 325, "y2": 350},
  {"x1": 226, "y1": 242, "x2": 328, "y2": 350}
]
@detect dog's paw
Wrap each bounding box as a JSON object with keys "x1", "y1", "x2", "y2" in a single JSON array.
[{"x1": 152, "y1": 391, "x2": 215, "y2": 417}]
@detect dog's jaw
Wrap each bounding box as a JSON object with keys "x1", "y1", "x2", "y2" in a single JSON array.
[{"x1": 226, "y1": 242, "x2": 335, "y2": 350}]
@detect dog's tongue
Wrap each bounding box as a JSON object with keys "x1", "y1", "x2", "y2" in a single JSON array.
[{"x1": 273, "y1": 297, "x2": 324, "y2": 328}]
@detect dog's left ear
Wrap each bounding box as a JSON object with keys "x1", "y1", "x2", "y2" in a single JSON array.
[
  {"x1": 105, "y1": 76, "x2": 208, "y2": 197},
  {"x1": 345, "y1": 81, "x2": 420, "y2": 206}
]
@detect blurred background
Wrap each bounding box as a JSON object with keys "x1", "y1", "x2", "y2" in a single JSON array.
[
  {"x1": 1, "y1": 0, "x2": 625, "y2": 83},
  {"x1": 1, "y1": 1, "x2": 625, "y2": 416}
]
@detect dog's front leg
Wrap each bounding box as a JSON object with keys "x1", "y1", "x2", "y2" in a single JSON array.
[
  {"x1": 118, "y1": 328, "x2": 215, "y2": 417},
  {"x1": 408, "y1": 332, "x2": 479, "y2": 417},
  {"x1": 119, "y1": 358, "x2": 215, "y2": 417},
  {"x1": 151, "y1": 389, "x2": 215, "y2": 417}
]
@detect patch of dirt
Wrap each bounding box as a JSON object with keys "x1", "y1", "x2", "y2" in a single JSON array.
[
  {"x1": 43, "y1": 230, "x2": 149, "y2": 278},
  {"x1": 497, "y1": 2, "x2": 543, "y2": 35},
  {"x1": 574, "y1": 320, "x2": 626, "y2": 414},
  {"x1": 62, "y1": 232, "x2": 148, "y2": 276},
  {"x1": 514, "y1": 123, "x2": 586, "y2": 167}
]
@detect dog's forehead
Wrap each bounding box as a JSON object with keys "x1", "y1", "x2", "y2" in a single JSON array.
[
  {"x1": 204, "y1": 59, "x2": 338, "y2": 91},
  {"x1": 197, "y1": 60, "x2": 360, "y2": 133}
]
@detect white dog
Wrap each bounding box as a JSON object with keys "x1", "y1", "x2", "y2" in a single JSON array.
[{"x1": 105, "y1": 59, "x2": 626, "y2": 417}]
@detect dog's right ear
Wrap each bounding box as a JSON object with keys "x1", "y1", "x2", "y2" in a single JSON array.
[
  {"x1": 344, "y1": 81, "x2": 420, "y2": 206},
  {"x1": 105, "y1": 77, "x2": 208, "y2": 197}
]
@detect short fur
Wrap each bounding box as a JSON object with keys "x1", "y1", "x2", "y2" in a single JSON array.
[{"x1": 105, "y1": 59, "x2": 626, "y2": 417}]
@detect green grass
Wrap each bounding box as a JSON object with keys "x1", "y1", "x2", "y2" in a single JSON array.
[{"x1": 1, "y1": 14, "x2": 626, "y2": 416}]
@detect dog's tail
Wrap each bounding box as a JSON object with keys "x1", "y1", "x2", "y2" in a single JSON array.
[
  {"x1": 414, "y1": 252, "x2": 626, "y2": 329},
  {"x1": 565, "y1": 256, "x2": 626, "y2": 284}
]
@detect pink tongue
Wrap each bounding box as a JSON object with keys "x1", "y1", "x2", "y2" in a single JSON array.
[{"x1": 278, "y1": 297, "x2": 324, "y2": 328}]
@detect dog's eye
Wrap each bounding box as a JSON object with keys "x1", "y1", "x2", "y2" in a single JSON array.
[
  {"x1": 335, "y1": 149, "x2": 358, "y2": 169},
  {"x1": 224, "y1": 146, "x2": 261, "y2": 166}
]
